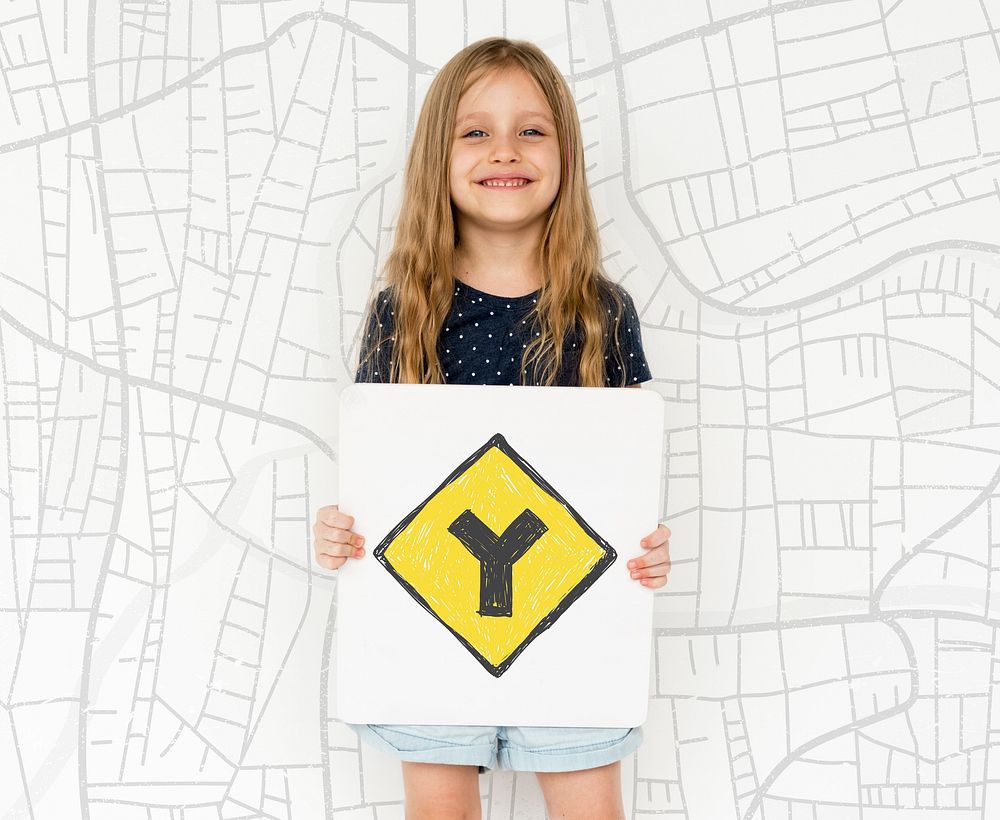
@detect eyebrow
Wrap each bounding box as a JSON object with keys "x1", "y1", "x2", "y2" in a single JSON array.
[{"x1": 457, "y1": 110, "x2": 555, "y2": 125}]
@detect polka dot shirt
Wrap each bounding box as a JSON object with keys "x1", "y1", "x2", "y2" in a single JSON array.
[{"x1": 355, "y1": 279, "x2": 652, "y2": 386}]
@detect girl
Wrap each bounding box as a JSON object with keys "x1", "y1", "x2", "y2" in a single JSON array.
[{"x1": 313, "y1": 37, "x2": 671, "y2": 820}]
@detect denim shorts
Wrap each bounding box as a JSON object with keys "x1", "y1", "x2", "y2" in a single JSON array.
[{"x1": 346, "y1": 722, "x2": 643, "y2": 772}]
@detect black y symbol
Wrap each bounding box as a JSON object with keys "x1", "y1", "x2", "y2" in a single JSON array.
[{"x1": 448, "y1": 509, "x2": 548, "y2": 617}]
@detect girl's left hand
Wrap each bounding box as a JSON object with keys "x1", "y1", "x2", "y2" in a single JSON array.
[{"x1": 628, "y1": 523, "x2": 671, "y2": 588}]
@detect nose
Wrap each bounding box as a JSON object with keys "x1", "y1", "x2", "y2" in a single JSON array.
[{"x1": 489, "y1": 132, "x2": 520, "y2": 162}]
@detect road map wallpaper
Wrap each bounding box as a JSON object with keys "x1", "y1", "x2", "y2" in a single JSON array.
[{"x1": 2, "y1": 0, "x2": 999, "y2": 818}]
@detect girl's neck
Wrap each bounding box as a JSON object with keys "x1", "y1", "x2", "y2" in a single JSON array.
[{"x1": 453, "y1": 237, "x2": 543, "y2": 298}]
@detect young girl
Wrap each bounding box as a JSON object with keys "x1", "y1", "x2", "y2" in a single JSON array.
[{"x1": 313, "y1": 37, "x2": 671, "y2": 819}]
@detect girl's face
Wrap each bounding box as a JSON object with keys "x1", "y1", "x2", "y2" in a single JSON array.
[{"x1": 449, "y1": 66, "x2": 562, "y2": 239}]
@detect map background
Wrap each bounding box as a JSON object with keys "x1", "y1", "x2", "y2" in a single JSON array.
[{"x1": 3, "y1": 0, "x2": 1000, "y2": 817}]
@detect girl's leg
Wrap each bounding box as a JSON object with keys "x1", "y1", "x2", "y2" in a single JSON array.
[
  {"x1": 535, "y1": 761, "x2": 626, "y2": 820},
  {"x1": 401, "y1": 761, "x2": 482, "y2": 820}
]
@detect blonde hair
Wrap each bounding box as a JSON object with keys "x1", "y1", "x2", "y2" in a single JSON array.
[{"x1": 357, "y1": 36, "x2": 630, "y2": 387}]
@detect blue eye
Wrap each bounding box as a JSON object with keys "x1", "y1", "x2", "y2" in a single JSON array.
[{"x1": 461, "y1": 128, "x2": 545, "y2": 138}]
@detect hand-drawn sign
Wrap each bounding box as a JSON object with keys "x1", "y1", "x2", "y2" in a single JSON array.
[{"x1": 374, "y1": 433, "x2": 616, "y2": 677}]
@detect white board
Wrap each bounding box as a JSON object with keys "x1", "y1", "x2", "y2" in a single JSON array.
[{"x1": 334, "y1": 384, "x2": 664, "y2": 727}]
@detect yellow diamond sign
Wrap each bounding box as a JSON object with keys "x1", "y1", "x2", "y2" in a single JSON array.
[{"x1": 375, "y1": 433, "x2": 616, "y2": 676}]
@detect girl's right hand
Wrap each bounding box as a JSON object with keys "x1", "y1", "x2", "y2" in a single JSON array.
[{"x1": 313, "y1": 504, "x2": 366, "y2": 571}]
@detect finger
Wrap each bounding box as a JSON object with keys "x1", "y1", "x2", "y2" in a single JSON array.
[
  {"x1": 318, "y1": 508, "x2": 355, "y2": 530},
  {"x1": 627, "y1": 544, "x2": 668, "y2": 570},
  {"x1": 640, "y1": 523, "x2": 671, "y2": 548},
  {"x1": 317, "y1": 540, "x2": 358, "y2": 558},
  {"x1": 315, "y1": 526, "x2": 350, "y2": 545},
  {"x1": 317, "y1": 527, "x2": 365, "y2": 548},
  {"x1": 316, "y1": 553, "x2": 346, "y2": 571},
  {"x1": 314, "y1": 504, "x2": 340, "y2": 526},
  {"x1": 630, "y1": 562, "x2": 669, "y2": 580},
  {"x1": 640, "y1": 576, "x2": 668, "y2": 589}
]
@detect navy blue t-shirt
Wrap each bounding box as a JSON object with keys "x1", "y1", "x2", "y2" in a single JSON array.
[{"x1": 355, "y1": 279, "x2": 652, "y2": 387}]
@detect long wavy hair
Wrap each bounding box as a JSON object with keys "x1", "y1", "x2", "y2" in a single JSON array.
[{"x1": 356, "y1": 36, "x2": 629, "y2": 387}]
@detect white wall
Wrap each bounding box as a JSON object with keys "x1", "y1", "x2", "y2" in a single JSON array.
[{"x1": 2, "y1": 0, "x2": 999, "y2": 817}]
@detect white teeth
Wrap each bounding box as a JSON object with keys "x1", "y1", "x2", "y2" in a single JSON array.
[{"x1": 481, "y1": 179, "x2": 529, "y2": 187}]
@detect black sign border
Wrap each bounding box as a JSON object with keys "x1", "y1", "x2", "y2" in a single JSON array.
[{"x1": 374, "y1": 432, "x2": 617, "y2": 678}]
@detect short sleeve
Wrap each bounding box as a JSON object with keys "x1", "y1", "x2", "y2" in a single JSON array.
[
  {"x1": 354, "y1": 288, "x2": 395, "y2": 383},
  {"x1": 604, "y1": 284, "x2": 652, "y2": 386}
]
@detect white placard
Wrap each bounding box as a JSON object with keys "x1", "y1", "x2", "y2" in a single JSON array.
[{"x1": 334, "y1": 384, "x2": 664, "y2": 727}]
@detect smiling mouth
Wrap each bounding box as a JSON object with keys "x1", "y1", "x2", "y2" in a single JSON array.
[{"x1": 478, "y1": 179, "x2": 532, "y2": 188}]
